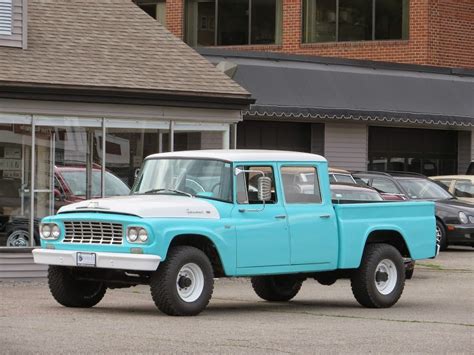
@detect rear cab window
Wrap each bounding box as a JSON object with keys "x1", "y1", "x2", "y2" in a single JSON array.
[{"x1": 280, "y1": 166, "x2": 322, "y2": 204}]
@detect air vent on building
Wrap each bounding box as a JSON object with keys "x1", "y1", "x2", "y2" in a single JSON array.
[{"x1": 0, "y1": 0, "x2": 12, "y2": 36}]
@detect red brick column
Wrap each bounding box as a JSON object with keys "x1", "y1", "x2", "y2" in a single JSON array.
[
  {"x1": 281, "y1": 0, "x2": 302, "y2": 52},
  {"x1": 166, "y1": 0, "x2": 184, "y2": 39}
]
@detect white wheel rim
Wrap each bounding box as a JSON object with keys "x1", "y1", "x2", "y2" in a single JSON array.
[
  {"x1": 374, "y1": 259, "x2": 397, "y2": 295},
  {"x1": 176, "y1": 263, "x2": 204, "y2": 303}
]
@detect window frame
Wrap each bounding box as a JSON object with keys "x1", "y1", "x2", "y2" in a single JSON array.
[
  {"x1": 234, "y1": 164, "x2": 279, "y2": 205},
  {"x1": 280, "y1": 165, "x2": 323, "y2": 205},
  {"x1": 185, "y1": 0, "x2": 282, "y2": 46},
  {"x1": 302, "y1": 0, "x2": 409, "y2": 44}
]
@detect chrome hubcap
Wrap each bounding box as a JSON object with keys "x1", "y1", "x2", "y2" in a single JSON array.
[
  {"x1": 176, "y1": 263, "x2": 204, "y2": 303},
  {"x1": 374, "y1": 259, "x2": 397, "y2": 295},
  {"x1": 6, "y1": 230, "x2": 30, "y2": 247}
]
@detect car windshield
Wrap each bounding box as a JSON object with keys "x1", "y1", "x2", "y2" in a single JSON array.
[
  {"x1": 396, "y1": 178, "x2": 453, "y2": 200},
  {"x1": 132, "y1": 158, "x2": 233, "y2": 203},
  {"x1": 331, "y1": 187, "x2": 383, "y2": 201},
  {"x1": 61, "y1": 171, "x2": 131, "y2": 197}
]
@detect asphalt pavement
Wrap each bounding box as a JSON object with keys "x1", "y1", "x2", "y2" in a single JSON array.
[{"x1": 1, "y1": 247, "x2": 473, "y2": 354}]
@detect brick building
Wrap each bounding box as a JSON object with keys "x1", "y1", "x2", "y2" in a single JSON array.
[
  {"x1": 136, "y1": 0, "x2": 474, "y2": 68},
  {"x1": 134, "y1": 0, "x2": 473, "y2": 175}
]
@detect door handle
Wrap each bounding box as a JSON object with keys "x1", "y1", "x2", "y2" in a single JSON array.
[
  {"x1": 274, "y1": 215, "x2": 286, "y2": 219},
  {"x1": 319, "y1": 214, "x2": 331, "y2": 219}
]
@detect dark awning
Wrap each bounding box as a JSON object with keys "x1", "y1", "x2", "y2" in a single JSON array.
[{"x1": 201, "y1": 49, "x2": 474, "y2": 128}]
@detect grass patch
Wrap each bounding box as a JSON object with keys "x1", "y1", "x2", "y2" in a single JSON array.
[{"x1": 417, "y1": 262, "x2": 444, "y2": 270}]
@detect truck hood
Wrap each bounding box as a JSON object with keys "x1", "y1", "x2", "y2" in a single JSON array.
[{"x1": 57, "y1": 195, "x2": 220, "y2": 219}]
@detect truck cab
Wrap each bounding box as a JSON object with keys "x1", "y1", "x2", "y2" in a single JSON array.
[{"x1": 33, "y1": 150, "x2": 436, "y2": 316}]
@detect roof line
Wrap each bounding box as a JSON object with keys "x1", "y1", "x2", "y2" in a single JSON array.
[
  {"x1": 0, "y1": 82, "x2": 255, "y2": 109},
  {"x1": 198, "y1": 48, "x2": 474, "y2": 77}
]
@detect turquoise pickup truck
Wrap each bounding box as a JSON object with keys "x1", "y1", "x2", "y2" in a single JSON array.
[{"x1": 33, "y1": 150, "x2": 436, "y2": 316}]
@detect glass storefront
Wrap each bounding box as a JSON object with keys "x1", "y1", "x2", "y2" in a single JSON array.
[
  {"x1": 368, "y1": 126, "x2": 458, "y2": 176},
  {"x1": 0, "y1": 115, "x2": 230, "y2": 248}
]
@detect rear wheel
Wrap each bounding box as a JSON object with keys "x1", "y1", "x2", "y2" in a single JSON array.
[
  {"x1": 251, "y1": 275, "x2": 303, "y2": 302},
  {"x1": 150, "y1": 246, "x2": 214, "y2": 316},
  {"x1": 48, "y1": 266, "x2": 106, "y2": 308},
  {"x1": 351, "y1": 244, "x2": 405, "y2": 308}
]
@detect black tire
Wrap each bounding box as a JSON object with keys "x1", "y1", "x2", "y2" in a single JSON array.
[
  {"x1": 48, "y1": 266, "x2": 106, "y2": 308},
  {"x1": 150, "y1": 246, "x2": 214, "y2": 316},
  {"x1": 251, "y1": 275, "x2": 303, "y2": 302},
  {"x1": 351, "y1": 244, "x2": 405, "y2": 308},
  {"x1": 436, "y1": 220, "x2": 448, "y2": 251}
]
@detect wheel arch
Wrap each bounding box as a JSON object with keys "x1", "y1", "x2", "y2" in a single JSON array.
[
  {"x1": 166, "y1": 234, "x2": 227, "y2": 277},
  {"x1": 364, "y1": 229, "x2": 412, "y2": 260}
]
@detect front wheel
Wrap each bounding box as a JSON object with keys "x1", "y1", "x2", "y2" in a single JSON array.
[
  {"x1": 251, "y1": 275, "x2": 303, "y2": 302},
  {"x1": 48, "y1": 266, "x2": 106, "y2": 308},
  {"x1": 436, "y1": 220, "x2": 448, "y2": 251},
  {"x1": 351, "y1": 244, "x2": 405, "y2": 308},
  {"x1": 150, "y1": 246, "x2": 214, "y2": 316}
]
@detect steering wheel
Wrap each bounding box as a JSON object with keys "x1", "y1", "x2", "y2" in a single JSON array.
[{"x1": 185, "y1": 178, "x2": 205, "y2": 193}]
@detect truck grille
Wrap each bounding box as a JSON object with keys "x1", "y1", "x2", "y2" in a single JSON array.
[{"x1": 63, "y1": 221, "x2": 123, "y2": 245}]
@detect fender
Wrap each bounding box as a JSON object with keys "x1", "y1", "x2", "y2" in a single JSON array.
[
  {"x1": 159, "y1": 222, "x2": 237, "y2": 276},
  {"x1": 338, "y1": 224, "x2": 411, "y2": 269}
]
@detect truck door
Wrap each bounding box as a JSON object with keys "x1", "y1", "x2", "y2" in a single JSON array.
[
  {"x1": 232, "y1": 164, "x2": 290, "y2": 268},
  {"x1": 280, "y1": 164, "x2": 338, "y2": 267}
]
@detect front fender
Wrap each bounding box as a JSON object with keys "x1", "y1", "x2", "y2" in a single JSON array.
[{"x1": 158, "y1": 221, "x2": 236, "y2": 276}]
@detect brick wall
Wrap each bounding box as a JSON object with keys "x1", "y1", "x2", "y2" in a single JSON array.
[
  {"x1": 163, "y1": 0, "x2": 473, "y2": 68},
  {"x1": 428, "y1": 0, "x2": 474, "y2": 68}
]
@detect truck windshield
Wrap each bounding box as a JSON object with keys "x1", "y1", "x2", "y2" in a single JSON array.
[{"x1": 132, "y1": 158, "x2": 233, "y2": 202}]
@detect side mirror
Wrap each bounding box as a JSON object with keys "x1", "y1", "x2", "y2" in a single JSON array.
[
  {"x1": 257, "y1": 176, "x2": 272, "y2": 201},
  {"x1": 134, "y1": 168, "x2": 141, "y2": 180}
]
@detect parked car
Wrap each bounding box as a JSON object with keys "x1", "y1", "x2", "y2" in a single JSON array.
[
  {"x1": 431, "y1": 175, "x2": 474, "y2": 203},
  {"x1": 34, "y1": 150, "x2": 436, "y2": 316},
  {"x1": 1, "y1": 166, "x2": 130, "y2": 247},
  {"x1": 330, "y1": 183, "x2": 384, "y2": 203},
  {"x1": 329, "y1": 168, "x2": 356, "y2": 184},
  {"x1": 353, "y1": 171, "x2": 474, "y2": 250}
]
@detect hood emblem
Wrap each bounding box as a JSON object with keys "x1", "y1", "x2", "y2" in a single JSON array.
[{"x1": 87, "y1": 201, "x2": 99, "y2": 208}]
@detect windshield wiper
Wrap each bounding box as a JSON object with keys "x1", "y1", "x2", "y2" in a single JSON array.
[{"x1": 142, "y1": 188, "x2": 193, "y2": 197}]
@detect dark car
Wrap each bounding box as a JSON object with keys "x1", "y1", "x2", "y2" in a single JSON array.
[{"x1": 353, "y1": 171, "x2": 474, "y2": 251}]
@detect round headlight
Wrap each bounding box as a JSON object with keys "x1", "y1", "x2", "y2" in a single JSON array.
[
  {"x1": 138, "y1": 228, "x2": 148, "y2": 242},
  {"x1": 51, "y1": 224, "x2": 61, "y2": 238},
  {"x1": 459, "y1": 212, "x2": 469, "y2": 224},
  {"x1": 128, "y1": 228, "x2": 138, "y2": 242},
  {"x1": 41, "y1": 224, "x2": 51, "y2": 238}
]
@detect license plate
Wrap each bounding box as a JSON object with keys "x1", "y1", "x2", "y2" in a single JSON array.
[{"x1": 77, "y1": 252, "x2": 96, "y2": 267}]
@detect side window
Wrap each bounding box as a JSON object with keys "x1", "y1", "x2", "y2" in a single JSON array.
[
  {"x1": 281, "y1": 166, "x2": 322, "y2": 204},
  {"x1": 236, "y1": 166, "x2": 277, "y2": 204},
  {"x1": 453, "y1": 180, "x2": 474, "y2": 198},
  {"x1": 372, "y1": 178, "x2": 400, "y2": 194}
]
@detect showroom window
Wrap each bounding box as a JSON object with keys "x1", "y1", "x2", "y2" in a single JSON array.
[
  {"x1": 185, "y1": 0, "x2": 282, "y2": 46},
  {"x1": 303, "y1": 0, "x2": 409, "y2": 43},
  {"x1": 134, "y1": 0, "x2": 167, "y2": 25}
]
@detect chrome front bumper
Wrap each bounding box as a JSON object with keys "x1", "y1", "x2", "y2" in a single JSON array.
[{"x1": 32, "y1": 249, "x2": 161, "y2": 271}]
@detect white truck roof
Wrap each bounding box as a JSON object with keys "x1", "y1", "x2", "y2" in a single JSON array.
[{"x1": 147, "y1": 149, "x2": 326, "y2": 163}]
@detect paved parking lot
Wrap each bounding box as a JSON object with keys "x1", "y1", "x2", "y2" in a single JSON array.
[{"x1": 1, "y1": 247, "x2": 473, "y2": 354}]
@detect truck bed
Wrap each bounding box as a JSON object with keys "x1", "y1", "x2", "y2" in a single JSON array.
[{"x1": 334, "y1": 201, "x2": 436, "y2": 269}]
